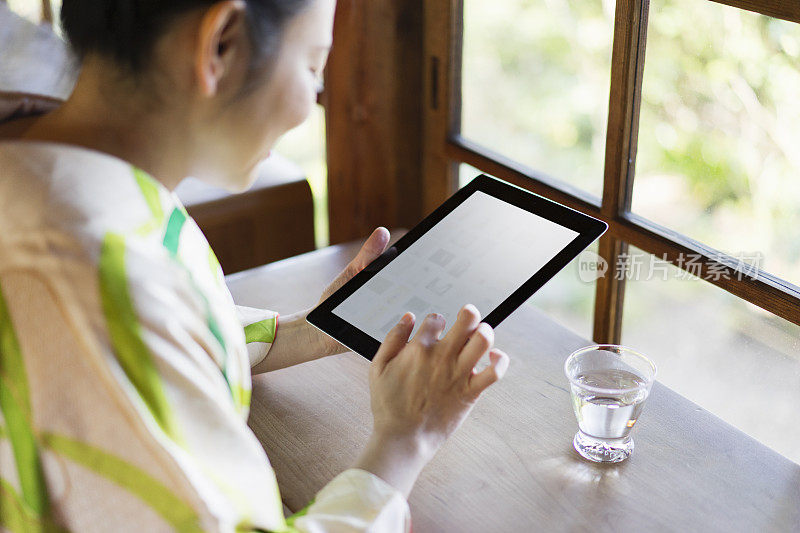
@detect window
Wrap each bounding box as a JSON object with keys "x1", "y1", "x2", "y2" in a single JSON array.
[
  {"x1": 423, "y1": 0, "x2": 800, "y2": 460},
  {"x1": 424, "y1": 0, "x2": 800, "y2": 338},
  {"x1": 461, "y1": 0, "x2": 613, "y2": 198},
  {"x1": 634, "y1": 0, "x2": 800, "y2": 285}
]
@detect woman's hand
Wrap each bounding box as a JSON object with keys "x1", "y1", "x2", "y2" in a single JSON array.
[
  {"x1": 318, "y1": 227, "x2": 390, "y2": 304},
  {"x1": 356, "y1": 306, "x2": 510, "y2": 496},
  {"x1": 314, "y1": 227, "x2": 391, "y2": 356},
  {"x1": 256, "y1": 227, "x2": 391, "y2": 372}
]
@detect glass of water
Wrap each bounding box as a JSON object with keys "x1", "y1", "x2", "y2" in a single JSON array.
[{"x1": 564, "y1": 345, "x2": 657, "y2": 463}]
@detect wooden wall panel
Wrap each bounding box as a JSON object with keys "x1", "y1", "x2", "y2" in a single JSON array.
[{"x1": 324, "y1": 0, "x2": 425, "y2": 244}]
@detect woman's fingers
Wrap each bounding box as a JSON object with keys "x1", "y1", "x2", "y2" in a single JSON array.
[
  {"x1": 411, "y1": 313, "x2": 446, "y2": 346},
  {"x1": 373, "y1": 312, "x2": 415, "y2": 373},
  {"x1": 350, "y1": 227, "x2": 390, "y2": 272},
  {"x1": 442, "y1": 304, "x2": 481, "y2": 349},
  {"x1": 468, "y1": 349, "x2": 509, "y2": 397},
  {"x1": 456, "y1": 322, "x2": 494, "y2": 374},
  {"x1": 319, "y1": 227, "x2": 390, "y2": 304}
]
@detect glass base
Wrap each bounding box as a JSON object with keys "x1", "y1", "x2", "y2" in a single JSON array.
[{"x1": 573, "y1": 431, "x2": 634, "y2": 463}]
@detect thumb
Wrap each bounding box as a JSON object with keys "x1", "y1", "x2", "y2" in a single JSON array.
[
  {"x1": 372, "y1": 312, "x2": 414, "y2": 373},
  {"x1": 351, "y1": 227, "x2": 390, "y2": 271}
]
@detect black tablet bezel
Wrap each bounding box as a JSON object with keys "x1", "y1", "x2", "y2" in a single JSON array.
[{"x1": 307, "y1": 174, "x2": 608, "y2": 359}]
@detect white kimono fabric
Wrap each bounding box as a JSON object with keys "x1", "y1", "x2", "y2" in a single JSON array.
[{"x1": 0, "y1": 141, "x2": 410, "y2": 532}]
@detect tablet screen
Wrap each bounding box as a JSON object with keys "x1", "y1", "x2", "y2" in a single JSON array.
[{"x1": 332, "y1": 190, "x2": 580, "y2": 341}]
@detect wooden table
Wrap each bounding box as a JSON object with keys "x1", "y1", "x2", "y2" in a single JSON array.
[{"x1": 227, "y1": 241, "x2": 800, "y2": 532}]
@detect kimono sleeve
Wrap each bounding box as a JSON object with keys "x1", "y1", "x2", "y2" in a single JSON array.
[
  {"x1": 286, "y1": 469, "x2": 411, "y2": 533},
  {"x1": 236, "y1": 304, "x2": 279, "y2": 368}
]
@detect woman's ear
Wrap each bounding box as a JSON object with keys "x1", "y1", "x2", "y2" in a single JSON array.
[{"x1": 195, "y1": 0, "x2": 248, "y2": 97}]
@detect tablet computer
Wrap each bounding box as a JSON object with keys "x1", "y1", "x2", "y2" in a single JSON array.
[{"x1": 307, "y1": 174, "x2": 607, "y2": 359}]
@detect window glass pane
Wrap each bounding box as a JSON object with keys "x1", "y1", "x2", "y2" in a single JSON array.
[
  {"x1": 621, "y1": 246, "x2": 800, "y2": 464},
  {"x1": 461, "y1": 0, "x2": 613, "y2": 198},
  {"x1": 633, "y1": 0, "x2": 800, "y2": 285},
  {"x1": 275, "y1": 105, "x2": 328, "y2": 248},
  {"x1": 460, "y1": 166, "x2": 597, "y2": 339},
  {"x1": 459, "y1": 162, "x2": 483, "y2": 188}
]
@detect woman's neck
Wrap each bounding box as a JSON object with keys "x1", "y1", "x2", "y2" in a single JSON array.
[{"x1": 20, "y1": 61, "x2": 195, "y2": 191}]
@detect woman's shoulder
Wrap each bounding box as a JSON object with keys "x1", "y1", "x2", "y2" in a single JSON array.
[
  {"x1": 0, "y1": 139, "x2": 232, "y2": 315},
  {"x1": 0, "y1": 141, "x2": 197, "y2": 275},
  {"x1": 1, "y1": 140, "x2": 165, "y2": 233},
  {"x1": 0, "y1": 140, "x2": 196, "y2": 292}
]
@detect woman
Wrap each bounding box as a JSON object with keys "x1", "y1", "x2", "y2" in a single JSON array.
[{"x1": 0, "y1": 1, "x2": 509, "y2": 531}]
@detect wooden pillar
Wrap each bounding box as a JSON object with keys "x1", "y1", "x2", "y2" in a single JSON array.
[
  {"x1": 323, "y1": 0, "x2": 425, "y2": 244},
  {"x1": 420, "y1": 0, "x2": 461, "y2": 216}
]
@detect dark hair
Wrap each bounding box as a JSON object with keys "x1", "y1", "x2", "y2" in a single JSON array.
[{"x1": 60, "y1": 0, "x2": 312, "y2": 78}]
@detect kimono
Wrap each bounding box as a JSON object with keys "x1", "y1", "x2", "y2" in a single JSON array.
[{"x1": 0, "y1": 140, "x2": 410, "y2": 532}]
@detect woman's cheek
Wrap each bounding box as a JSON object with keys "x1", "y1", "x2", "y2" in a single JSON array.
[{"x1": 280, "y1": 78, "x2": 316, "y2": 132}]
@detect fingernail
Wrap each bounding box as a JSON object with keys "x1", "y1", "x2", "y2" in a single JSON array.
[{"x1": 401, "y1": 312, "x2": 414, "y2": 325}]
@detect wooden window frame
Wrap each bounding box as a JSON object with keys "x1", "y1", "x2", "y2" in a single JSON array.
[{"x1": 420, "y1": 0, "x2": 800, "y2": 343}]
